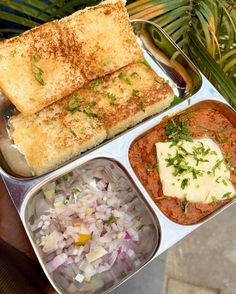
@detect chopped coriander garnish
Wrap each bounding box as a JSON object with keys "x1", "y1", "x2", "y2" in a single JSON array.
[
  {"x1": 217, "y1": 127, "x2": 228, "y2": 134},
  {"x1": 102, "y1": 58, "x2": 112, "y2": 66},
  {"x1": 130, "y1": 71, "x2": 140, "y2": 78},
  {"x1": 222, "y1": 192, "x2": 232, "y2": 199},
  {"x1": 96, "y1": 122, "x2": 104, "y2": 126},
  {"x1": 188, "y1": 98, "x2": 191, "y2": 106},
  {"x1": 212, "y1": 159, "x2": 223, "y2": 175},
  {"x1": 140, "y1": 99, "x2": 145, "y2": 112},
  {"x1": 181, "y1": 178, "x2": 189, "y2": 189},
  {"x1": 103, "y1": 215, "x2": 117, "y2": 225},
  {"x1": 132, "y1": 89, "x2": 140, "y2": 97},
  {"x1": 70, "y1": 129, "x2": 77, "y2": 137},
  {"x1": 32, "y1": 55, "x2": 40, "y2": 63},
  {"x1": 85, "y1": 78, "x2": 103, "y2": 90},
  {"x1": 154, "y1": 77, "x2": 163, "y2": 83},
  {"x1": 83, "y1": 109, "x2": 102, "y2": 118},
  {"x1": 64, "y1": 173, "x2": 72, "y2": 180},
  {"x1": 64, "y1": 98, "x2": 83, "y2": 114},
  {"x1": 64, "y1": 195, "x2": 72, "y2": 205},
  {"x1": 147, "y1": 165, "x2": 153, "y2": 172},
  {"x1": 222, "y1": 178, "x2": 229, "y2": 186},
  {"x1": 107, "y1": 92, "x2": 116, "y2": 101},
  {"x1": 195, "y1": 184, "x2": 200, "y2": 189},
  {"x1": 208, "y1": 134, "x2": 216, "y2": 142},
  {"x1": 125, "y1": 38, "x2": 132, "y2": 44},
  {"x1": 211, "y1": 196, "x2": 218, "y2": 202},
  {"x1": 31, "y1": 55, "x2": 45, "y2": 86},
  {"x1": 215, "y1": 176, "x2": 221, "y2": 183},
  {"x1": 165, "y1": 116, "x2": 193, "y2": 145},
  {"x1": 180, "y1": 196, "x2": 189, "y2": 214},
  {"x1": 220, "y1": 137, "x2": 229, "y2": 143},
  {"x1": 86, "y1": 101, "x2": 96, "y2": 109},
  {"x1": 225, "y1": 156, "x2": 236, "y2": 174},
  {"x1": 118, "y1": 72, "x2": 133, "y2": 85},
  {"x1": 170, "y1": 95, "x2": 184, "y2": 107},
  {"x1": 94, "y1": 78, "x2": 103, "y2": 87},
  {"x1": 65, "y1": 99, "x2": 101, "y2": 118},
  {"x1": 80, "y1": 127, "x2": 85, "y2": 133},
  {"x1": 138, "y1": 58, "x2": 151, "y2": 68},
  {"x1": 210, "y1": 150, "x2": 217, "y2": 156},
  {"x1": 72, "y1": 187, "x2": 81, "y2": 194}
]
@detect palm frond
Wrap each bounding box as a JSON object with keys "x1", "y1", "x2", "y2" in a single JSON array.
[
  {"x1": 0, "y1": 0, "x2": 235, "y2": 106},
  {"x1": 189, "y1": 32, "x2": 236, "y2": 107}
]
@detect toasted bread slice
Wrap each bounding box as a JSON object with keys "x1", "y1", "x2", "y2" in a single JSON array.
[
  {"x1": 0, "y1": 0, "x2": 142, "y2": 115},
  {"x1": 92, "y1": 62, "x2": 174, "y2": 138},
  {"x1": 10, "y1": 62, "x2": 174, "y2": 175},
  {"x1": 10, "y1": 103, "x2": 106, "y2": 175}
]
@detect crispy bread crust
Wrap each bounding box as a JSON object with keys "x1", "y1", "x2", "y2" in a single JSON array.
[
  {"x1": 10, "y1": 63, "x2": 174, "y2": 175},
  {"x1": 0, "y1": 0, "x2": 142, "y2": 115}
]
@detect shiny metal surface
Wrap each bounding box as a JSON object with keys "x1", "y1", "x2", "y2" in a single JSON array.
[
  {"x1": 0, "y1": 19, "x2": 235, "y2": 294},
  {"x1": 21, "y1": 158, "x2": 160, "y2": 294}
]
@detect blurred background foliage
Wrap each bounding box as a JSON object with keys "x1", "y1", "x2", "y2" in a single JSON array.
[{"x1": 0, "y1": 0, "x2": 236, "y2": 106}]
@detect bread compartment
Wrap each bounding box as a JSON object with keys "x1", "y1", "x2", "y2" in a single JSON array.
[
  {"x1": 129, "y1": 99, "x2": 236, "y2": 225},
  {"x1": 21, "y1": 158, "x2": 160, "y2": 294},
  {"x1": 0, "y1": 20, "x2": 202, "y2": 179}
]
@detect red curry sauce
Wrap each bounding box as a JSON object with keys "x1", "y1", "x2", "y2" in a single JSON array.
[{"x1": 129, "y1": 107, "x2": 236, "y2": 224}]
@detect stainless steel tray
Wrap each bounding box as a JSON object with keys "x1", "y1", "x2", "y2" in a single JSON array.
[{"x1": 1, "y1": 19, "x2": 235, "y2": 294}]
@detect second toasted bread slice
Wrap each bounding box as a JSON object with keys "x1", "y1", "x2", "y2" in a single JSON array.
[{"x1": 10, "y1": 62, "x2": 174, "y2": 175}]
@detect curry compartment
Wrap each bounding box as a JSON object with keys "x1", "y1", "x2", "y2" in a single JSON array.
[
  {"x1": 0, "y1": 20, "x2": 201, "y2": 180},
  {"x1": 21, "y1": 158, "x2": 161, "y2": 294},
  {"x1": 128, "y1": 99, "x2": 236, "y2": 226}
]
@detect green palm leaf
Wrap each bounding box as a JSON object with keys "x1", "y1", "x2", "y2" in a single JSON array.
[{"x1": 0, "y1": 0, "x2": 235, "y2": 107}]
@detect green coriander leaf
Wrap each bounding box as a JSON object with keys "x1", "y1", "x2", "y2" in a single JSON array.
[
  {"x1": 34, "y1": 72, "x2": 45, "y2": 85},
  {"x1": 147, "y1": 165, "x2": 153, "y2": 172},
  {"x1": 118, "y1": 72, "x2": 133, "y2": 85},
  {"x1": 86, "y1": 101, "x2": 96, "y2": 109},
  {"x1": 170, "y1": 95, "x2": 184, "y2": 107},
  {"x1": 180, "y1": 196, "x2": 189, "y2": 214},
  {"x1": 217, "y1": 127, "x2": 228, "y2": 134},
  {"x1": 32, "y1": 55, "x2": 40, "y2": 63},
  {"x1": 211, "y1": 196, "x2": 218, "y2": 202},
  {"x1": 212, "y1": 159, "x2": 223, "y2": 175},
  {"x1": 72, "y1": 187, "x2": 81, "y2": 194},
  {"x1": 140, "y1": 99, "x2": 145, "y2": 112},
  {"x1": 138, "y1": 58, "x2": 151, "y2": 68},
  {"x1": 130, "y1": 71, "x2": 140, "y2": 78},
  {"x1": 222, "y1": 192, "x2": 232, "y2": 199},
  {"x1": 165, "y1": 116, "x2": 193, "y2": 145},
  {"x1": 103, "y1": 215, "x2": 117, "y2": 225},
  {"x1": 107, "y1": 92, "x2": 116, "y2": 101},
  {"x1": 125, "y1": 38, "x2": 132, "y2": 44},
  {"x1": 132, "y1": 89, "x2": 140, "y2": 97},
  {"x1": 83, "y1": 110, "x2": 102, "y2": 118},
  {"x1": 70, "y1": 129, "x2": 77, "y2": 137},
  {"x1": 181, "y1": 178, "x2": 189, "y2": 189},
  {"x1": 102, "y1": 58, "x2": 112, "y2": 66}
]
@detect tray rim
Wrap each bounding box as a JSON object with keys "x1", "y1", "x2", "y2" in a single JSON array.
[{"x1": 20, "y1": 157, "x2": 162, "y2": 294}]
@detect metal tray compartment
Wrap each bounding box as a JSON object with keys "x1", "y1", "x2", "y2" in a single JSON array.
[
  {"x1": 128, "y1": 99, "x2": 236, "y2": 225},
  {"x1": 20, "y1": 158, "x2": 160, "y2": 294},
  {"x1": 0, "y1": 19, "x2": 202, "y2": 179}
]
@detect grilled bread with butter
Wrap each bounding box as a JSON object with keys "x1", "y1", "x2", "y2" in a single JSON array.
[
  {"x1": 0, "y1": 0, "x2": 142, "y2": 115},
  {"x1": 10, "y1": 62, "x2": 174, "y2": 175}
]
